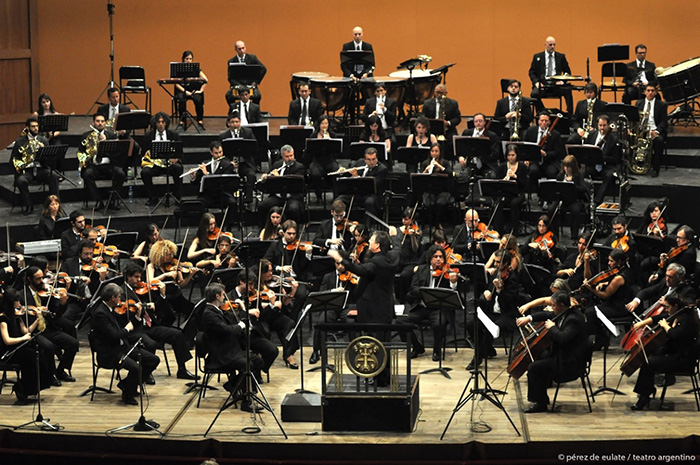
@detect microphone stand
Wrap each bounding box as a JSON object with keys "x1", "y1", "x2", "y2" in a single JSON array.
[
  {"x1": 14, "y1": 333, "x2": 61, "y2": 431},
  {"x1": 107, "y1": 338, "x2": 163, "y2": 436}
]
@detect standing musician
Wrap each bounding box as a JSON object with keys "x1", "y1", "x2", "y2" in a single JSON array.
[
  {"x1": 515, "y1": 291, "x2": 589, "y2": 413},
  {"x1": 258, "y1": 145, "x2": 307, "y2": 226},
  {"x1": 60, "y1": 239, "x2": 110, "y2": 324},
  {"x1": 404, "y1": 245, "x2": 459, "y2": 361},
  {"x1": 628, "y1": 294, "x2": 698, "y2": 411},
  {"x1": 582, "y1": 249, "x2": 634, "y2": 349},
  {"x1": 568, "y1": 83, "x2": 607, "y2": 143},
  {"x1": 313, "y1": 200, "x2": 355, "y2": 252},
  {"x1": 225, "y1": 40, "x2": 267, "y2": 106},
  {"x1": 584, "y1": 115, "x2": 621, "y2": 206},
  {"x1": 528, "y1": 36, "x2": 574, "y2": 114},
  {"x1": 91, "y1": 283, "x2": 160, "y2": 406},
  {"x1": 334, "y1": 147, "x2": 388, "y2": 228},
  {"x1": 341, "y1": 26, "x2": 375, "y2": 80},
  {"x1": 525, "y1": 111, "x2": 565, "y2": 185},
  {"x1": 623, "y1": 44, "x2": 657, "y2": 105},
  {"x1": 287, "y1": 83, "x2": 323, "y2": 126},
  {"x1": 11, "y1": 117, "x2": 59, "y2": 215},
  {"x1": 556, "y1": 232, "x2": 599, "y2": 290},
  {"x1": 307, "y1": 115, "x2": 340, "y2": 202},
  {"x1": 643, "y1": 226, "x2": 696, "y2": 286},
  {"x1": 259, "y1": 206, "x2": 283, "y2": 241},
  {"x1": 174, "y1": 50, "x2": 208, "y2": 128},
  {"x1": 199, "y1": 282, "x2": 263, "y2": 413},
  {"x1": 146, "y1": 239, "x2": 195, "y2": 328},
  {"x1": 229, "y1": 271, "x2": 279, "y2": 377},
  {"x1": 0, "y1": 289, "x2": 53, "y2": 402},
  {"x1": 626, "y1": 263, "x2": 696, "y2": 315},
  {"x1": 636, "y1": 84, "x2": 668, "y2": 178},
  {"x1": 329, "y1": 231, "x2": 395, "y2": 386},
  {"x1": 363, "y1": 83, "x2": 397, "y2": 132},
  {"x1": 217, "y1": 112, "x2": 257, "y2": 205},
  {"x1": 141, "y1": 112, "x2": 183, "y2": 206},
  {"x1": 121, "y1": 263, "x2": 197, "y2": 380},
  {"x1": 190, "y1": 141, "x2": 239, "y2": 210},
  {"x1": 494, "y1": 79, "x2": 533, "y2": 141},
  {"x1": 458, "y1": 112, "x2": 502, "y2": 180},
  {"x1": 79, "y1": 112, "x2": 124, "y2": 211},
  {"x1": 60, "y1": 210, "x2": 87, "y2": 260},
  {"x1": 232, "y1": 87, "x2": 261, "y2": 123},
  {"x1": 393, "y1": 210, "x2": 425, "y2": 303},
  {"x1": 497, "y1": 144, "x2": 528, "y2": 234}
]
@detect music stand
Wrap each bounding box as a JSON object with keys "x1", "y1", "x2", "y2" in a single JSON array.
[
  {"x1": 396, "y1": 58, "x2": 425, "y2": 122},
  {"x1": 172, "y1": 61, "x2": 202, "y2": 132},
  {"x1": 97, "y1": 139, "x2": 133, "y2": 214},
  {"x1": 243, "y1": 123, "x2": 269, "y2": 166},
  {"x1": 199, "y1": 174, "x2": 241, "y2": 211},
  {"x1": 341, "y1": 50, "x2": 374, "y2": 123},
  {"x1": 428, "y1": 118, "x2": 446, "y2": 141},
  {"x1": 256, "y1": 175, "x2": 305, "y2": 199},
  {"x1": 115, "y1": 111, "x2": 151, "y2": 135},
  {"x1": 349, "y1": 142, "x2": 387, "y2": 163},
  {"x1": 149, "y1": 140, "x2": 183, "y2": 213},
  {"x1": 304, "y1": 138, "x2": 343, "y2": 166},
  {"x1": 501, "y1": 141, "x2": 541, "y2": 164},
  {"x1": 632, "y1": 233, "x2": 666, "y2": 258},
  {"x1": 280, "y1": 126, "x2": 313, "y2": 159},
  {"x1": 38, "y1": 114, "x2": 69, "y2": 133},
  {"x1": 335, "y1": 176, "x2": 376, "y2": 199},
  {"x1": 221, "y1": 138, "x2": 258, "y2": 168},
  {"x1": 604, "y1": 103, "x2": 640, "y2": 125},
  {"x1": 36, "y1": 145, "x2": 77, "y2": 187},
  {"x1": 418, "y1": 287, "x2": 462, "y2": 378},
  {"x1": 538, "y1": 180, "x2": 578, "y2": 205},
  {"x1": 453, "y1": 136, "x2": 491, "y2": 160},
  {"x1": 566, "y1": 144, "x2": 604, "y2": 169},
  {"x1": 394, "y1": 146, "x2": 429, "y2": 170}
]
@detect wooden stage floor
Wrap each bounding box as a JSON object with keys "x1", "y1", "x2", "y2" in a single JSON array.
[{"x1": 1, "y1": 338, "x2": 699, "y2": 464}]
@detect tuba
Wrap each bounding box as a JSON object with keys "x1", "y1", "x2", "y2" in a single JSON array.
[
  {"x1": 510, "y1": 91, "x2": 522, "y2": 141},
  {"x1": 628, "y1": 110, "x2": 653, "y2": 175},
  {"x1": 14, "y1": 127, "x2": 42, "y2": 174},
  {"x1": 77, "y1": 127, "x2": 100, "y2": 169}
]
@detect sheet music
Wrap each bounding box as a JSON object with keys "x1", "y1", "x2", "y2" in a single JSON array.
[
  {"x1": 477, "y1": 306, "x2": 500, "y2": 339},
  {"x1": 594, "y1": 306, "x2": 619, "y2": 336}
]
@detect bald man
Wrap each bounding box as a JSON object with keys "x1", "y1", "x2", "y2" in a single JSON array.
[
  {"x1": 528, "y1": 36, "x2": 573, "y2": 114},
  {"x1": 422, "y1": 84, "x2": 462, "y2": 144},
  {"x1": 341, "y1": 26, "x2": 375, "y2": 80},
  {"x1": 225, "y1": 40, "x2": 267, "y2": 106}
]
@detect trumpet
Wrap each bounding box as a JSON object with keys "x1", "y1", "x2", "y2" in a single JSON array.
[
  {"x1": 180, "y1": 159, "x2": 215, "y2": 178},
  {"x1": 328, "y1": 165, "x2": 369, "y2": 176}
]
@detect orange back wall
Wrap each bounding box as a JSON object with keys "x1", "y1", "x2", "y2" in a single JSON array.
[{"x1": 37, "y1": 1, "x2": 700, "y2": 120}]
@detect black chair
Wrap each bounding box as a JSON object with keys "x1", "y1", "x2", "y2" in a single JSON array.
[
  {"x1": 551, "y1": 340, "x2": 594, "y2": 412},
  {"x1": 119, "y1": 66, "x2": 152, "y2": 114},
  {"x1": 600, "y1": 63, "x2": 627, "y2": 103},
  {"x1": 658, "y1": 340, "x2": 700, "y2": 411},
  {"x1": 195, "y1": 332, "x2": 232, "y2": 408},
  {"x1": 80, "y1": 330, "x2": 120, "y2": 401},
  {"x1": 0, "y1": 360, "x2": 21, "y2": 395},
  {"x1": 174, "y1": 200, "x2": 207, "y2": 242}
]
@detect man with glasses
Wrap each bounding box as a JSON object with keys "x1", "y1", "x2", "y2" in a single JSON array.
[{"x1": 643, "y1": 226, "x2": 696, "y2": 285}]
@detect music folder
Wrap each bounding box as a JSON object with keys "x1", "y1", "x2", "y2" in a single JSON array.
[
  {"x1": 453, "y1": 136, "x2": 491, "y2": 159},
  {"x1": 38, "y1": 114, "x2": 69, "y2": 132},
  {"x1": 565, "y1": 144, "x2": 603, "y2": 167},
  {"x1": 501, "y1": 141, "x2": 541, "y2": 163}
]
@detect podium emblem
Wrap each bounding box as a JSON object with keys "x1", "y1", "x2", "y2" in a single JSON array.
[{"x1": 345, "y1": 336, "x2": 387, "y2": 378}]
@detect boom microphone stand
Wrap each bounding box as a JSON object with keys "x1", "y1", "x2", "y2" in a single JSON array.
[{"x1": 88, "y1": 1, "x2": 118, "y2": 115}]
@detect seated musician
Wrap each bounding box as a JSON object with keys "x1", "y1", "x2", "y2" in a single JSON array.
[
  {"x1": 582, "y1": 249, "x2": 634, "y2": 349},
  {"x1": 259, "y1": 206, "x2": 283, "y2": 241},
  {"x1": 626, "y1": 263, "x2": 696, "y2": 316},
  {"x1": 263, "y1": 220, "x2": 310, "y2": 323},
  {"x1": 642, "y1": 226, "x2": 696, "y2": 286},
  {"x1": 518, "y1": 278, "x2": 576, "y2": 315},
  {"x1": 121, "y1": 263, "x2": 197, "y2": 381},
  {"x1": 567, "y1": 82, "x2": 607, "y2": 144},
  {"x1": 515, "y1": 291, "x2": 589, "y2": 413},
  {"x1": 59, "y1": 239, "x2": 110, "y2": 324},
  {"x1": 309, "y1": 253, "x2": 357, "y2": 365},
  {"x1": 141, "y1": 112, "x2": 183, "y2": 206},
  {"x1": 225, "y1": 40, "x2": 266, "y2": 106},
  {"x1": 174, "y1": 50, "x2": 208, "y2": 129},
  {"x1": 199, "y1": 282, "x2": 264, "y2": 413},
  {"x1": 92, "y1": 283, "x2": 160, "y2": 405},
  {"x1": 79, "y1": 113, "x2": 125, "y2": 211},
  {"x1": 404, "y1": 245, "x2": 459, "y2": 361},
  {"x1": 258, "y1": 144, "x2": 307, "y2": 226},
  {"x1": 636, "y1": 84, "x2": 668, "y2": 178},
  {"x1": 458, "y1": 112, "x2": 501, "y2": 180},
  {"x1": 257, "y1": 259, "x2": 300, "y2": 370},
  {"x1": 494, "y1": 79, "x2": 533, "y2": 141},
  {"x1": 132, "y1": 223, "x2": 162, "y2": 265},
  {"x1": 218, "y1": 112, "x2": 257, "y2": 205},
  {"x1": 528, "y1": 36, "x2": 574, "y2": 114},
  {"x1": 334, "y1": 147, "x2": 388, "y2": 228},
  {"x1": 484, "y1": 233, "x2": 523, "y2": 279},
  {"x1": 557, "y1": 232, "x2": 598, "y2": 290},
  {"x1": 497, "y1": 144, "x2": 528, "y2": 234},
  {"x1": 0, "y1": 288, "x2": 53, "y2": 402},
  {"x1": 629, "y1": 293, "x2": 699, "y2": 410},
  {"x1": 229, "y1": 270, "x2": 278, "y2": 377},
  {"x1": 393, "y1": 209, "x2": 424, "y2": 302},
  {"x1": 452, "y1": 208, "x2": 486, "y2": 257},
  {"x1": 405, "y1": 116, "x2": 437, "y2": 173},
  {"x1": 187, "y1": 213, "x2": 222, "y2": 263},
  {"x1": 195, "y1": 233, "x2": 239, "y2": 275},
  {"x1": 341, "y1": 26, "x2": 375, "y2": 80},
  {"x1": 637, "y1": 200, "x2": 667, "y2": 239},
  {"x1": 584, "y1": 115, "x2": 621, "y2": 206},
  {"x1": 604, "y1": 216, "x2": 639, "y2": 272},
  {"x1": 231, "y1": 86, "x2": 261, "y2": 123},
  {"x1": 524, "y1": 215, "x2": 559, "y2": 271},
  {"x1": 189, "y1": 141, "x2": 238, "y2": 211},
  {"x1": 312, "y1": 199, "x2": 355, "y2": 253},
  {"x1": 467, "y1": 248, "x2": 520, "y2": 369},
  {"x1": 359, "y1": 115, "x2": 392, "y2": 155},
  {"x1": 525, "y1": 111, "x2": 565, "y2": 188},
  {"x1": 421, "y1": 84, "x2": 461, "y2": 149},
  {"x1": 362, "y1": 83, "x2": 397, "y2": 132},
  {"x1": 547, "y1": 155, "x2": 588, "y2": 239},
  {"x1": 33, "y1": 93, "x2": 63, "y2": 147},
  {"x1": 11, "y1": 117, "x2": 59, "y2": 215},
  {"x1": 37, "y1": 194, "x2": 65, "y2": 240},
  {"x1": 287, "y1": 83, "x2": 323, "y2": 126},
  {"x1": 60, "y1": 210, "x2": 86, "y2": 260},
  {"x1": 307, "y1": 115, "x2": 340, "y2": 202},
  {"x1": 419, "y1": 143, "x2": 452, "y2": 228},
  {"x1": 146, "y1": 239, "x2": 195, "y2": 328},
  {"x1": 623, "y1": 44, "x2": 657, "y2": 105}
]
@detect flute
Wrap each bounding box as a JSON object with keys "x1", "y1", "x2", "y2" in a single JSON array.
[{"x1": 180, "y1": 159, "x2": 215, "y2": 178}]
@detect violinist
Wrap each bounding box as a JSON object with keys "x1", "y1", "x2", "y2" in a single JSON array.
[
  {"x1": 515, "y1": 291, "x2": 588, "y2": 413},
  {"x1": 498, "y1": 144, "x2": 528, "y2": 234},
  {"x1": 452, "y1": 209, "x2": 487, "y2": 256},
  {"x1": 638, "y1": 200, "x2": 667, "y2": 239},
  {"x1": 404, "y1": 245, "x2": 459, "y2": 361},
  {"x1": 629, "y1": 294, "x2": 699, "y2": 411},
  {"x1": 351, "y1": 225, "x2": 371, "y2": 264},
  {"x1": 258, "y1": 144, "x2": 307, "y2": 226},
  {"x1": 525, "y1": 215, "x2": 558, "y2": 271},
  {"x1": 392, "y1": 211, "x2": 424, "y2": 303},
  {"x1": 485, "y1": 234, "x2": 523, "y2": 278},
  {"x1": 0, "y1": 288, "x2": 53, "y2": 402},
  {"x1": 556, "y1": 232, "x2": 599, "y2": 290},
  {"x1": 643, "y1": 226, "x2": 696, "y2": 286},
  {"x1": 549, "y1": 155, "x2": 588, "y2": 240},
  {"x1": 59, "y1": 239, "x2": 109, "y2": 323},
  {"x1": 467, "y1": 248, "x2": 520, "y2": 370},
  {"x1": 312, "y1": 200, "x2": 355, "y2": 252},
  {"x1": 132, "y1": 223, "x2": 162, "y2": 265},
  {"x1": 309, "y1": 254, "x2": 357, "y2": 365},
  {"x1": 91, "y1": 283, "x2": 160, "y2": 406},
  {"x1": 23, "y1": 265, "x2": 78, "y2": 385},
  {"x1": 147, "y1": 239, "x2": 195, "y2": 327},
  {"x1": 59, "y1": 210, "x2": 86, "y2": 260},
  {"x1": 582, "y1": 249, "x2": 634, "y2": 350},
  {"x1": 259, "y1": 206, "x2": 283, "y2": 241},
  {"x1": 196, "y1": 234, "x2": 239, "y2": 275},
  {"x1": 121, "y1": 263, "x2": 197, "y2": 381},
  {"x1": 604, "y1": 216, "x2": 638, "y2": 263},
  {"x1": 229, "y1": 270, "x2": 279, "y2": 377},
  {"x1": 626, "y1": 264, "x2": 696, "y2": 315},
  {"x1": 187, "y1": 213, "x2": 219, "y2": 263},
  {"x1": 419, "y1": 144, "x2": 452, "y2": 228},
  {"x1": 308, "y1": 115, "x2": 340, "y2": 202}
]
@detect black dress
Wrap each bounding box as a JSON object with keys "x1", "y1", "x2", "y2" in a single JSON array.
[{"x1": 0, "y1": 314, "x2": 52, "y2": 397}]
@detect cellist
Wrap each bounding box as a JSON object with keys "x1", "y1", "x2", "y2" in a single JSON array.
[
  {"x1": 629, "y1": 294, "x2": 699, "y2": 411},
  {"x1": 515, "y1": 291, "x2": 588, "y2": 413}
]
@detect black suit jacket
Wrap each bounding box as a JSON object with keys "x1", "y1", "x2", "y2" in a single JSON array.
[
  {"x1": 192, "y1": 157, "x2": 235, "y2": 186},
  {"x1": 91, "y1": 301, "x2": 130, "y2": 367},
  {"x1": 97, "y1": 103, "x2": 131, "y2": 120},
  {"x1": 217, "y1": 127, "x2": 256, "y2": 167},
  {"x1": 524, "y1": 126, "x2": 564, "y2": 166},
  {"x1": 494, "y1": 96, "x2": 534, "y2": 128},
  {"x1": 232, "y1": 101, "x2": 262, "y2": 123},
  {"x1": 421, "y1": 97, "x2": 461, "y2": 136},
  {"x1": 227, "y1": 53, "x2": 267, "y2": 85},
  {"x1": 11, "y1": 134, "x2": 50, "y2": 174},
  {"x1": 636, "y1": 98, "x2": 668, "y2": 137},
  {"x1": 363, "y1": 97, "x2": 398, "y2": 128},
  {"x1": 141, "y1": 129, "x2": 181, "y2": 157},
  {"x1": 60, "y1": 228, "x2": 82, "y2": 259},
  {"x1": 287, "y1": 98, "x2": 323, "y2": 125},
  {"x1": 625, "y1": 60, "x2": 657, "y2": 87},
  {"x1": 313, "y1": 218, "x2": 355, "y2": 249},
  {"x1": 460, "y1": 128, "x2": 502, "y2": 165},
  {"x1": 405, "y1": 264, "x2": 456, "y2": 313},
  {"x1": 199, "y1": 304, "x2": 245, "y2": 370},
  {"x1": 263, "y1": 238, "x2": 311, "y2": 276},
  {"x1": 341, "y1": 41, "x2": 375, "y2": 78},
  {"x1": 585, "y1": 130, "x2": 621, "y2": 167},
  {"x1": 528, "y1": 51, "x2": 572, "y2": 86},
  {"x1": 637, "y1": 280, "x2": 697, "y2": 306},
  {"x1": 531, "y1": 308, "x2": 589, "y2": 377},
  {"x1": 341, "y1": 251, "x2": 394, "y2": 323},
  {"x1": 352, "y1": 160, "x2": 388, "y2": 193},
  {"x1": 572, "y1": 98, "x2": 607, "y2": 131}
]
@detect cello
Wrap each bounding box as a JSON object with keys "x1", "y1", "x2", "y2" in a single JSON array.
[{"x1": 507, "y1": 310, "x2": 567, "y2": 379}]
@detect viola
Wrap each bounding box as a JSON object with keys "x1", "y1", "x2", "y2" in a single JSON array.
[
  {"x1": 338, "y1": 271, "x2": 359, "y2": 285},
  {"x1": 611, "y1": 234, "x2": 630, "y2": 252},
  {"x1": 115, "y1": 299, "x2": 140, "y2": 315},
  {"x1": 534, "y1": 231, "x2": 555, "y2": 251},
  {"x1": 402, "y1": 223, "x2": 420, "y2": 235},
  {"x1": 473, "y1": 223, "x2": 500, "y2": 242},
  {"x1": 585, "y1": 265, "x2": 622, "y2": 288},
  {"x1": 221, "y1": 300, "x2": 241, "y2": 311},
  {"x1": 355, "y1": 242, "x2": 367, "y2": 256},
  {"x1": 658, "y1": 243, "x2": 689, "y2": 269}
]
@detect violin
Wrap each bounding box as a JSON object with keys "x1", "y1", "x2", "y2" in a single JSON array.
[
  {"x1": 15, "y1": 305, "x2": 50, "y2": 317},
  {"x1": 81, "y1": 259, "x2": 110, "y2": 273},
  {"x1": 442, "y1": 244, "x2": 463, "y2": 265},
  {"x1": 402, "y1": 223, "x2": 420, "y2": 235},
  {"x1": 93, "y1": 242, "x2": 122, "y2": 257},
  {"x1": 336, "y1": 218, "x2": 358, "y2": 232},
  {"x1": 285, "y1": 240, "x2": 317, "y2": 252},
  {"x1": 611, "y1": 234, "x2": 630, "y2": 252},
  {"x1": 472, "y1": 223, "x2": 500, "y2": 242},
  {"x1": 338, "y1": 271, "x2": 359, "y2": 285},
  {"x1": 207, "y1": 227, "x2": 221, "y2": 241},
  {"x1": 647, "y1": 217, "x2": 666, "y2": 237},
  {"x1": 534, "y1": 231, "x2": 555, "y2": 251},
  {"x1": 221, "y1": 300, "x2": 241, "y2": 311},
  {"x1": 658, "y1": 243, "x2": 689, "y2": 270},
  {"x1": 114, "y1": 299, "x2": 140, "y2": 315},
  {"x1": 164, "y1": 259, "x2": 201, "y2": 274},
  {"x1": 432, "y1": 265, "x2": 460, "y2": 279},
  {"x1": 37, "y1": 287, "x2": 82, "y2": 301},
  {"x1": 585, "y1": 265, "x2": 622, "y2": 288},
  {"x1": 54, "y1": 272, "x2": 89, "y2": 286},
  {"x1": 134, "y1": 279, "x2": 162, "y2": 295}
]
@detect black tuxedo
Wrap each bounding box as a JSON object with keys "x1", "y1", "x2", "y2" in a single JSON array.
[
  {"x1": 363, "y1": 96, "x2": 398, "y2": 128},
  {"x1": 341, "y1": 41, "x2": 375, "y2": 78},
  {"x1": 585, "y1": 130, "x2": 621, "y2": 203},
  {"x1": 571, "y1": 98, "x2": 608, "y2": 132},
  {"x1": 313, "y1": 218, "x2": 355, "y2": 251},
  {"x1": 494, "y1": 96, "x2": 534, "y2": 140},
  {"x1": 231, "y1": 100, "x2": 262, "y2": 123},
  {"x1": 192, "y1": 156, "x2": 238, "y2": 210},
  {"x1": 636, "y1": 97, "x2": 668, "y2": 174},
  {"x1": 623, "y1": 59, "x2": 657, "y2": 104},
  {"x1": 524, "y1": 126, "x2": 564, "y2": 179},
  {"x1": 91, "y1": 301, "x2": 159, "y2": 396},
  {"x1": 287, "y1": 97, "x2": 323, "y2": 126},
  {"x1": 421, "y1": 97, "x2": 461, "y2": 138},
  {"x1": 140, "y1": 129, "x2": 183, "y2": 201},
  {"x1": 258, "y1": 159, "x2": 307, "y2": 224},
  {"x1": 526, "y1": 308, "x2": 589, "y2": 405},
  {"x1": 97, "y1": 103, "x2": 131, "y2": 121},
  {"x1": 225, "y1": 53, "x2": 267, "y2": 105},
  {"x1": 79, "y1": 128, "x2": 125, "y2": 204},
  {"x1": 528, "y1": 51, "x2": 573, "y2": 113}
]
